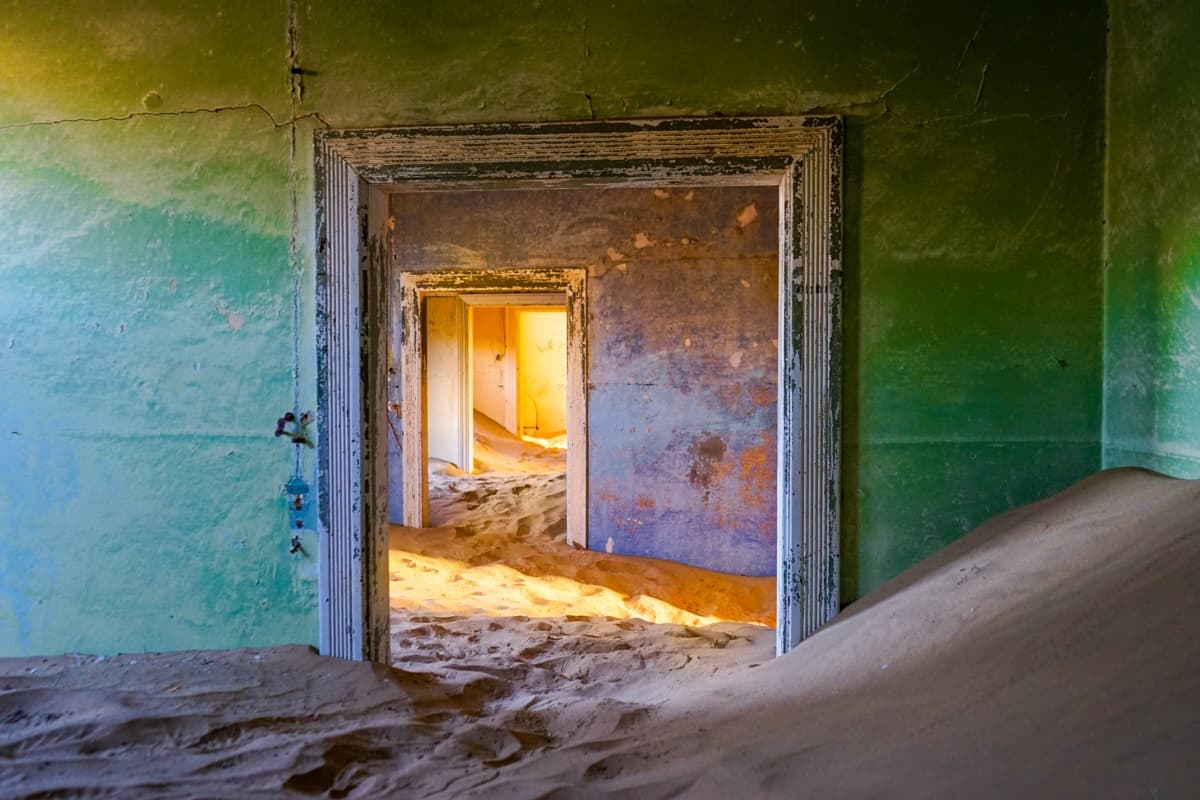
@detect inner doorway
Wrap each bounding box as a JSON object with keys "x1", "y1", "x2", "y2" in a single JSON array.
[
  {"x1": 398, "y1": 269, "x2": 588, "y2": 548},
  {"x1": 389, "y1": 184, "x2": 783, "y2": 638},
  {"x1": 424, "y1": 294, "x2": 569, "y2": 530}
]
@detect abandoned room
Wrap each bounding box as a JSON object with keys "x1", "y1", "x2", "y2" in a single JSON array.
[{"x1": 1, "y1": 1, "x2": 1197, "y2": 797}]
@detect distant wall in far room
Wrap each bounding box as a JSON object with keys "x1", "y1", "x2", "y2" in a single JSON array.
[{"x1": 389, "y1": 186, "x2": 780, "y2": 576}]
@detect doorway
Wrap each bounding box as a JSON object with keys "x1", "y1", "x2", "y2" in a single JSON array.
[
  {"x1": 423, "y1": 295, "x2": 567, "y2": 487},
  {"x1": 314, "y1": 117, "x2": 843, "y2": 662},
  {"x1": 397, "y1": 269, "x2": 588, "y2": 548},
  {"x1": 426, "y1": 297, "x2": 569, "y2": 539}
]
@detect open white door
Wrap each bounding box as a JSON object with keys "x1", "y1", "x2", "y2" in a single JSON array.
[{"x1": 423, "y1": 296, "x2": 472, "y2": 473}]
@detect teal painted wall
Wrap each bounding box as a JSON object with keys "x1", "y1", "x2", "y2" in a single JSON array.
[
  {"x1": 0, "y1": 2, "x2": 321, "y2": 656},
  {"x1": 1104, "y1": 0, "x2": 1200, "y2": 477},
  {"x1": 0, "y1": 1, "x2": 1107, "y2": 656}
]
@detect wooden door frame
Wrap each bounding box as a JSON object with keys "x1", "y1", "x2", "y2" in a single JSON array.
[
  {"x1": 314, "y1": 117, "x2": 842, "y2": 663},
  {"x1": 417, "y1": 294, "x2": 472, "y2": 481},
  {"x1": 398, "y1": 270, "x2": 588, "y2": 548}
]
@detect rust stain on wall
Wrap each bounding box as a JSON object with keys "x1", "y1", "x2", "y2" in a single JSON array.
[
  {"x1": 737, "y1": 431, "x2": 775, "y2": 512},
  {"x1": 388, "y1": 184, "x2": 779, "y2": 576},
  {"x1": 749, "y1": 384, "x2": 775, "y2": 408},
  {"x1": 687, "y1": 434, "x2": 727, "y2": 498}
]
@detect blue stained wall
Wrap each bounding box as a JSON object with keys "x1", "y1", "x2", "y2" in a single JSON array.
[
  {"x1": 585, "y1": 188, "x2": 779, "y2": 576},
  {"x1": 390, "y1": 186, "x2": 779, "y2": 576}
]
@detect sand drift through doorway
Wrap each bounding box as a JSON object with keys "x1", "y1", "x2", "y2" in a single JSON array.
[
  {"x1": 398, "y1": 269, "x2": 588, "y2": 547},
  {"x1": 314, "y1": 117, "x2": 842, "y2": 662}
]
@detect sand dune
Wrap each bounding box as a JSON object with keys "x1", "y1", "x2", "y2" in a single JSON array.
[
  {"x1": 1, "y1": 467, "x2": 1197, "y2": 797},
  {"x1": 477, "y1": 467, "x2": 1200, "y2": 798},
  {"x1": 0, "y1": 623, "x2": 769, "y2": 798}
]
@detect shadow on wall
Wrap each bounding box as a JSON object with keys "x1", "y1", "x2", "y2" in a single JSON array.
[{"x1": 839, "y1": 119, "x2": 864, "y2": 606}]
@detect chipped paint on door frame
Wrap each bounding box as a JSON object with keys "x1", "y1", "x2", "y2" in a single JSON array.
[{"x1": 314, "y1": 116, "x2": 842, "y2": 662}]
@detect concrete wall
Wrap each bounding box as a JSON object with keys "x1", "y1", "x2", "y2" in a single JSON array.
[
  {"x1": 586, "y1": 190, "x2": 778, "y2": 575},
  {"x1": 1103, "y1": 0, "x2": 1200, "y2": 477},
  {"x1": 0, "y1": 1, "x2": 319, "y2": 656},
  {"x1": 389, "y1": 186, "x2": 780, "y2": 576},
  {"x1": 516, "y1": 309, "x2": 567, "y2": 440},
  {"x1": 0, "y1": 0, "x2": 1109, "y2": 655},
  {"x1": 472, "y1": 307, "x2": 511, "y2": 431}
]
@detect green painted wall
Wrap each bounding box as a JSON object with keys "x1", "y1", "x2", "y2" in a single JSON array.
[
  {"x1": 0, "y1": 0, "x2": 1107, "y2": 656},
  {"x1": 1104, "y1": 0, "x2": 1200, "y2": 477},
  {"x1": 0, "y1": 1, "x2": 320, "y2": 656}
]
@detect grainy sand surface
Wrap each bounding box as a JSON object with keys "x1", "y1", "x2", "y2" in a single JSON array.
[{"x1": 2, "y1": 465, "x2": 1197, "y2": 798}]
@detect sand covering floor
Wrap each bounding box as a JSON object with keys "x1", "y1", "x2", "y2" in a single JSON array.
[
  {"x1": 393, "y1": 412, "x2": 777, "y2": 633},
  {"x1": 2, "y1": 467, "x2": 1199, "y2": 797},
  {"x1": 396, "y1": 410, "x2": 775, "y2": 626}
]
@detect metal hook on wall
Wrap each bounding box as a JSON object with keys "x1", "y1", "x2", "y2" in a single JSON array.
[{"x1": 274, "y1": 411, "x2": 314, "y2": 448}]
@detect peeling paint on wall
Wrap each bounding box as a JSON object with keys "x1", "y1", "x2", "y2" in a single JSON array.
[
  {"x1": 214, "y1": 303, "x2": 246, "y2": 331},
  {"x1": 0, "y1": 0, "x2": 1113, "y2": 655},
  {"x1": 390, "y1": 185, "x2": 779, "y2": 576},
  {"x1": 0, "y1": 1, "x2": 319, "y2": 657},
  {"x1": 1103, "y1": 0, "x2": 1200, "y2": 478}
]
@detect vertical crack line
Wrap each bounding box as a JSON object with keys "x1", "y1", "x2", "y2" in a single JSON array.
[
  {"x1": 580, "y1": 18, "x2": 595, "y2": 120},
  {"x1": 973, "y1": 63, "x2": 989, "y2": 110},
  {"x1": 955, "y1": 6, "x2": 989, "y2": 71},
  {"x1": 954, "y1": 6, "x2": 990, "y2": 102},
  {"x1": 288, "y1": 0, "x2": 302, "y2": 476},
  {"x1": 1012, "y1": 154, "x2": 1063, "y2": 247}
]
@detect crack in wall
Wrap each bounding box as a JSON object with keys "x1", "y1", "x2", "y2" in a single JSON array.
[
  {"x1": 973, "y1": 63, "x2": 990, "y2": 110},
  {"x1": 0, "y1": 103, "x2": 329, "y2": 133},
  {"x1": 802, "y1": 64, "x2": 920, "y2": 122},
  {"x1": 287, "y1": 0, "x2": 303, "y2": 478},
  {"x1": 912, "y1": 110, "x2": 1068, "y2": 130},
  {"x1": 954, "y1": 5, "x2": 990, "y2": 102},
  {"x1": 1010, "y1": 153, "x2": 1063, "y2": 247},
  {"x1": 579, "y1": 18, "x2": 595, "y2": 120},
  {"x1": 873, "y1": 64, "x2": 921, "y2": 121}
]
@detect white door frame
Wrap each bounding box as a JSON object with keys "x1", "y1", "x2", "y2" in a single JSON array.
[
  {"x1": 398, "y1": 270, "x2": 587, "y2": 548},
  {"x1": 314, "y1": 117, "x2": 842, "y2": 662}
]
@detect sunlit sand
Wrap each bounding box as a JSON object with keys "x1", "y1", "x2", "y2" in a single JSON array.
[{"x1": 2, "y1": 468, "x2": 1197, "y2": 797}]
